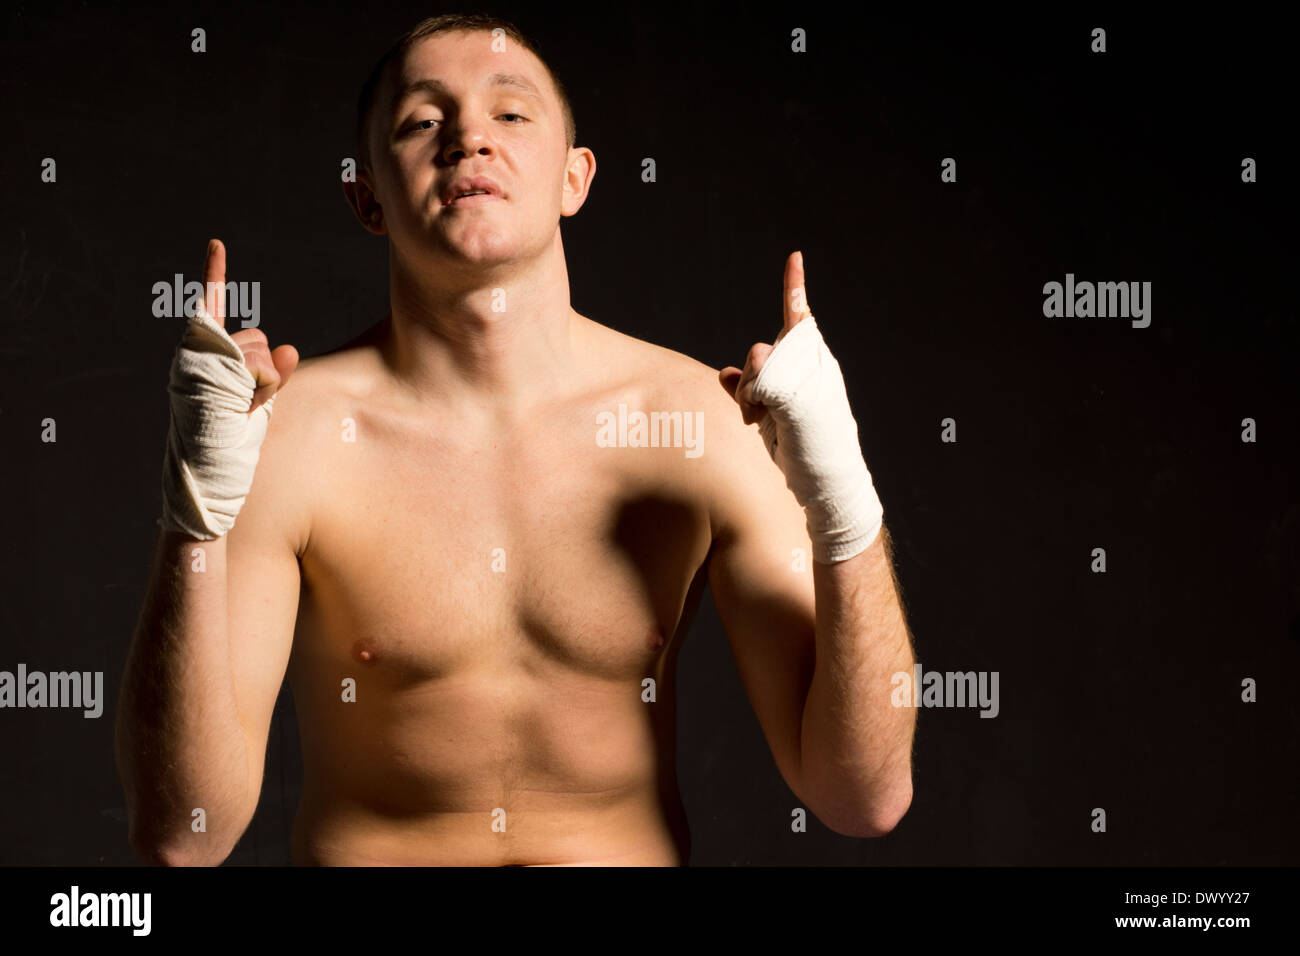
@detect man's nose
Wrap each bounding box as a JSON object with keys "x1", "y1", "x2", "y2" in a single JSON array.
[{"x1": 441, "y1": 116, "x2": 494, "y2": 163}]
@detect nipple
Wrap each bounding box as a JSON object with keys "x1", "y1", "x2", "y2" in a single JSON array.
[{"x1": 352, "y1": 639, "x2": 379, "y2": 663}]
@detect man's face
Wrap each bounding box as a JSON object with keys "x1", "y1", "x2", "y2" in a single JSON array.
[{"x1": 363, "y1": 29, "x2": 577, "y2": 269}]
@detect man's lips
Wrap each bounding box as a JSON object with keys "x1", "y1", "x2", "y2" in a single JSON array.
[
  {"x1": 444, "y1": 192, "x2": 502, "y2": 208},
  {"x1": 441, "y1": 176, "x2": 503, "y2": 206}
]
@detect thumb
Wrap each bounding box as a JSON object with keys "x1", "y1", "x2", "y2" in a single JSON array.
[
  {"x1": 718, "y1": 366, "x2": 743, "y2": 401},
  {"x1": 271, "y1": 345, "x2": 299, "y2": 389}
]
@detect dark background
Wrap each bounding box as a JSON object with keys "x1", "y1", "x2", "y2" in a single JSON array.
[{"x1": 1, "y1": 2, "x2": 1296, "y2": 865}]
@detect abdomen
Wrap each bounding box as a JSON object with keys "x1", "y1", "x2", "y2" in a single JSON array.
[{"x1": 286, "y1": 633, "x2": 689, "y2": 865}]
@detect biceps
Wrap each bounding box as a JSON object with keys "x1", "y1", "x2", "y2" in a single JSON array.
[{"x1": 223, "y1": 472, "x2": 302, "y2": 788}]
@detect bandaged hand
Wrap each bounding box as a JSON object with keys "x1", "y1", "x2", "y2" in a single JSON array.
[
  {"x1": 157, "y1": 239, "x2": 298, "y2": 540},
  {"x1": 719, "y1": 251, "x2": 883, "y2": 563}
]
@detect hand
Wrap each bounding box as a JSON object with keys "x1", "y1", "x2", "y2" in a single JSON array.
[
  {"x1": 203, "y1": 239, "x2": 299, "y2": 411},
  {"x1": 714, "y1": 250, "x2": 884, "y2": 562},
  {"x1": 718, "y1": 250, "x2": 813, "y2": 423},
  {"x1": 157, "y1": 239, "x2": 300, "y2": 539}
]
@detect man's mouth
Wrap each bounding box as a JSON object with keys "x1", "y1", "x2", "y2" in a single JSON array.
[
  {"x1": 445, "y1": 191, "x2": 500, "y2": 208},
  {"x1": 442, "y1": 177, "x2": 504, "y2": 206}
]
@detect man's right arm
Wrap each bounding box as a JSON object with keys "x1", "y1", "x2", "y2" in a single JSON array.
[
  {"x1": 115, "y1": 510, "x2": 301, "y2": 866},
  {"x1": 115, "y1": 238, "x2": 303, "y2": 866}
]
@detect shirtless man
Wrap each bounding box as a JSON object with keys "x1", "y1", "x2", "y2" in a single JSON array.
[{"x1": 115, "y1": 15, "x2": 917, "y2": 866}]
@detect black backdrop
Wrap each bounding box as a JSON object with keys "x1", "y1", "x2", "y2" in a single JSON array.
[{"x1": 1, "y1": 3, "x2": 1296, "y2": 866}]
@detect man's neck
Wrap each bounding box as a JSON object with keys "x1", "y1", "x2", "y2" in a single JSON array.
[{"x1": 381, "y1": 240, "x2": 579, "y2": 416}]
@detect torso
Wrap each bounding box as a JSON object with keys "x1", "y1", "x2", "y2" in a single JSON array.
[{"x1": 272, "y1": 313, "x2": 728, "y2": 865}]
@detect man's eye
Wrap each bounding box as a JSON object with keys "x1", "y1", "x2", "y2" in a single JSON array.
[{"x1": 408, "y1": 114, "x2": 525, "y2": 132}]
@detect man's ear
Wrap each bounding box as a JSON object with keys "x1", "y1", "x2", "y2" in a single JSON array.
[
  {"x1": 343, "y1": 168, "x2": 386, "y2": 235},
  {"x1": 560, "y1": 146, "x2": 596, "y2": 218}
]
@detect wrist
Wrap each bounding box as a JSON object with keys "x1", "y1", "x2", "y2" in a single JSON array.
[{"x1": 749, "y1": 315, "x2": 884, "y2": 564}]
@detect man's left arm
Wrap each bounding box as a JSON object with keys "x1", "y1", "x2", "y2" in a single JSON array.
[
  {"x1": 711, "y1": 251, "x2": 916, "y2": 838},
  {"x1": 804, "y1": 528, "x2": 916, "y2": 836}
]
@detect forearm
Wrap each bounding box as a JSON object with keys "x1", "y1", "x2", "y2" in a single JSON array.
[
  {"x1": 799, "y1": 524, "x2": 916, "y2": 835},
  {"x1": 115, "y1": 530, "x2": 252, "y2": 865}
]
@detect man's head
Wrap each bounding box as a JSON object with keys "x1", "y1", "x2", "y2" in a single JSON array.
[
  {"x1": 355, "y1": 14, "x2": 576, "y2": 172},
  {"x1": 345, "y1": 14, "x2": 594, "y2": 271}
]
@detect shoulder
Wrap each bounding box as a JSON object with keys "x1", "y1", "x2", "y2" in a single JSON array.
[
  {"x1": 262, "y1": 321, "x2": 386, "y2": 436},
  {"x1": 577, "y1": 317, "x2": 753, "y2": 444},
  {"x1": 576, "y1": 317, "x2": 782, "y2": 514},
  {"x1": 246, "y1": 322, "x2": 386, "y2": 555}
]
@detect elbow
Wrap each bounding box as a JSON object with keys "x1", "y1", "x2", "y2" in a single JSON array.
[
  {"x1": 128, "y1": 819, "x2": 235, "y2": 867},
  {"x1": 861, "y1": 793, "x2": 912, "y2": 838},
  {"x1": 128, "y1": 826, "x2": 181, "y2": 866},
  {"x1": 820, "y1": 777, "x2": 913, "y2": 839},
  {"x1": 129, "y1": 836, "x2": 184, "y2": 867},
  {"x1": 130, "y1": 835, "x2": 231, "y2": 867}
]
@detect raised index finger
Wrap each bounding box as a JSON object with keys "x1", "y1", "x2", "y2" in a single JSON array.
[
  {"x1": 783, "y1": 250, "x2": 812, "y2": 336},
  {"x1": 203, "y1": 238, "x2": 226, "y2": 329}
]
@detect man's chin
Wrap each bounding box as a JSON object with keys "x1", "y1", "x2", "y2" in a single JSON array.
[{"x1": 428, "y1": 239, "x2": 518, "y2": 269}]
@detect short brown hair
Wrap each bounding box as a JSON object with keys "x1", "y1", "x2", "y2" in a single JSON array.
[{"x1": 355, "y1": 14, "x2": 577, "y2": 171}]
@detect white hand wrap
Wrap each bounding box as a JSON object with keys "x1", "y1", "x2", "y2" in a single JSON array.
[
  {"x1": 749, "y1": 315, "x2": 883, "y2": 563},
  {"x1": 156, "y1": 306, "x2": 275, "y2": 540}
]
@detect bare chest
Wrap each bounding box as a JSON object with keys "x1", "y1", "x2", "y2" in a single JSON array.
[{"x1": 294, "y1": 403, "x2": 713, "y2": 685}]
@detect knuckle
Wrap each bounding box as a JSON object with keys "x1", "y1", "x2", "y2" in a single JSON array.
[{"x1": 231, "y1": 328, "x2": 268, "y2": 345}]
